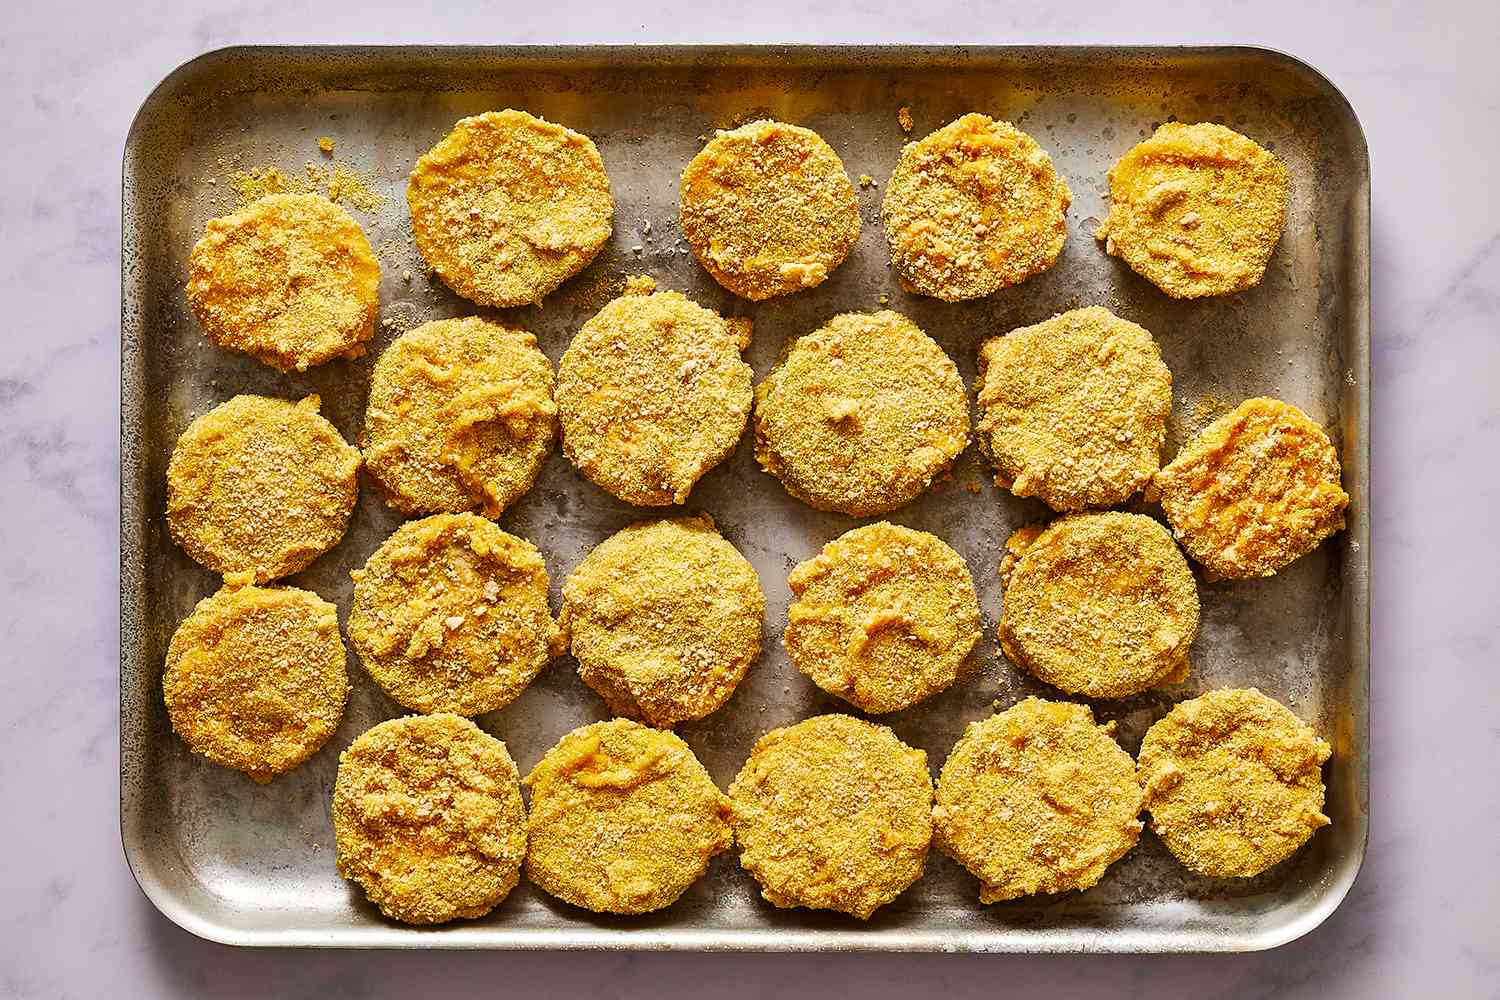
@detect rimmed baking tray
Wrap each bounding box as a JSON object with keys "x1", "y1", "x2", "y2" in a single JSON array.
[{"x1": 121, "y1": 44, "x2": 1369, "y2": 952}]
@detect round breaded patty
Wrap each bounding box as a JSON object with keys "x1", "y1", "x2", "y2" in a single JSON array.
[
  {"x1": 976, "y1": 306, "x2": 1172, "y2": 511},
  {"x1": 753, "y1": 311, "x2": 969, "y2": 516},
  {"x1": 362, "y1": 317, "x2": 557, "y2": 518},
  {"x1": 728, "y1": 714, "x2": 932, "y2": 919},
  {"x1": 167, "y1": 394, "x2": 360, "y2": 583},
  {"x1": 164, "y1": 582, "x2": 348, "y2": 783},
  {"x1": 1096, "y1": 122, "x2": 1289, "y2": 299},
  {"x1": 1137, "y1": 688, "x2": 1331, "y2": 878},
  {"x1": 524, "y1": 719, "x2": 732, "y2": 914},
  {"x1": 408, "y1": 109, "x2": 613, "y2": 308},
  {"x1": 999, "y1": 512, "x2": 1199, "y2": 699},
  {"x1": 557, "y1": 284, "x2": 752, "y2": 506},
  {"x1": 1151, "y1": 397, "x2": 1348, "y2": 579},
  {"x1": 934, "y1": 698, "x2": 1144, "y2": 902},
  {"x1": 786, "y1": 522, "x2": 980, "y2": 714},
  {"x1": 680, "y1": 119, "x2": 860, "y2": 300},
  {"x1": 560, "y1": 516, "x2": 764, "y2": 727},
  {"x1": 347, "y1": 514, "x2": 562, "y2": 716},
  {"x1": 332, "y1": 714, "x2": 527, "y2": 924},
  {"x1": 187, "y1": 193, "x2": 379, "y2": 372},
  {"x1": 881, "y1": 114, "x2": 1071, "y2": 301}
]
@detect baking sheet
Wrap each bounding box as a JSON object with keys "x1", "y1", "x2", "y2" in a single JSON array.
[{"x1": 120, "y1": 44, "x2": 1369, "y2": 952}]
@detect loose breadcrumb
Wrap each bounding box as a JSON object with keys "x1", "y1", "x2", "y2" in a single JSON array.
[{"x1": 897, "y1": 106, "x2": 914, "y2": 133}]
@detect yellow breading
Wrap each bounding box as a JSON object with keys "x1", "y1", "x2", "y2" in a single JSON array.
[
  {"x1": 560, "y1": 516, "x2": 764, "y2": 727},
  {"x1": 753, "y1": 311, "x2": 969, "y2": 516},
  {"x1": 1150, "y1": 397, "x2": 1348, "y2": 578},
  {"x1": 556, "y1": 286, "x2": 753, "y2": 506},
  {"x1": 166, "y1": 394, "x2": 360, "y2": 583},
  {"x1": 186, "y1": 193, "x2": 379, "y2": 372},
  {"x1": 332, "y1": 714, "x2": 527, "y2": 925},
  {"x1": 1096, "y1": 122, "x2": 1289, "y2": 299},
  {"x1": 347, "y1": 514, "x2": 562, "y2": 716},
  {"x1": 164, "y1": 582, "x2": 348, "y2": 783},
  {"x1": 881, "y1": 114, "x2": 1071, "y2": 301},
  {"x1": 728, "y1": 714, "x2": 933, "y2": 919},
  {"x1": 408, "y1": 110, "x2": 613, "y2": 308},
  {"x1": 362, "y1": 318, "x2": 557, "y2": 518},
  {"x1": 976, "y1": 307, "x2": 1172, "y2": 511},
  {"x1": 680, "y1": 119, "x2": 860, "y2": 300},
  {"x1": 999, "y1": 512, "x2": 1199, "y2": 699},
  {"x1": 524, "y1": 719, "x2": 732, "y2": 914},
  {"x1": 934, "y1": 698, "x2": 1144, "y2": 902},
  {"x1": 1137, "y1": 688, "x2": 1331, "y2": 878},
  {"x1": 786, "y1": 522, "x2": 980, "y2": 713}
]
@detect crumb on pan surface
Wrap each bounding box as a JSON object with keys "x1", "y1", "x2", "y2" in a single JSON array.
[
  {"x1": 560, "y1": 515, "x2": 764, "y2": 727},
  {"x1": 187, "y1": 192, "x2": 379, "y2": 372},
  {"x1": 680, "y1": 119, "x2": 861, "y2": 301},
  {"x1": 1095, "y1": 122, "x2": 1288, "y2": 299},
  {"x1": 999, "y1": 512, "x2": 1200, "y2": 699},
  {"x1": 1149, "y1": 396, "x2": 1348, "y2": 578},
  {"x1": 164, "y1": 581, "x2": 349, "y2": 784},
  {"x1": 934, "y1": 698, "x2": 1144, "y2": 902},
  {"x1": 362, "y1": 317, "x2": 557, "y2": 518},
  {"x1": 976, "y1": 306, "x2": 1172, "y2": 511},
  {"x1": 881, "y1": 114, "x2": 1071, "y2": 301},
  {"x1": 557, "y1": 286, "x2": 752, "y2": 506},
  {"x1": 728, "y1": 713, "x2": 933, "y2": 919},
  {"x1": 347, "y1": 513, "x2": 562, "y2": 716},
  {"x1": 1137, "y1": 687, "x2": 1331, "y2": 878},
  {"x1": 753, "y1": 310, "x2": 969, "y2": 516},
  {"x1": 786, "y1": 521, "x2": 980, "y2": 713},
  {"x1": 166, "y1": 394, "x2": 360, "y2": 583},
  {"x1": 407, "y1": 109, "x2": 613, "y2": 308},
  {"x1": 332, "y1": 713, "x2": 527, "y2": 925},
  {"x1": 524, "y1": 718, "x2": 732, "y2": 914}
]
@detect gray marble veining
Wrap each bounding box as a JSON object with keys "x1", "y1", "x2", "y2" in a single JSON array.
[{"x1": 2, "y1": 0, "x2": 1497, "y2": 997}]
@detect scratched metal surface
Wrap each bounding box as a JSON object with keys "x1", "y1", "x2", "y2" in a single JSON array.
[{"x1": 120, "y1": 45, "x2": 1369, "y2": 951}]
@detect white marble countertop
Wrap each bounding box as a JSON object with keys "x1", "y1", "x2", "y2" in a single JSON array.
[{"x1": 4, "y1": 0, "x2": 1497, "y2": 996}]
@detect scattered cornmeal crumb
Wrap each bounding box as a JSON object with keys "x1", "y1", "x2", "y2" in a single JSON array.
[
  {"x1": 897, "y1": 106, "x2": 914, "y2": 133},
  {"x1": 318, "y1": 136, "x2": 335, "y2": 154},
  {"x1": 859, "y1": 174, "x2": 875, "y2": 188}
]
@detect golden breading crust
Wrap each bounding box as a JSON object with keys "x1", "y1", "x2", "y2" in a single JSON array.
[
  {"x1": 524, "y1": 719, "x2": 732, "y2": 914},
  {"x1": 187, "y1": 193, "x2": 379, "y2": 372},
  {"x1": 786, "y1": 522, "x2": 980, "y2": 714},
  {"x1": 560, "y1": 516, "x2": 764, "y2": 727},
  {"x1": 753, "y1": 310, "x2": 969, "y2": 516},
  {"x1": 362, "y1": 318, "x2": 557, "y2": 518},
  {"x1": 728, "y1": 714, "x2": 933, "y2": 919},
  {"x1": 332, "y1": 714, "x2": 527, "y2": 925},
  {"x1": 557, "y1": 285, "x2": 753, "y2": 506},
  {"x1": 408, "y1": 110, "x2": 613, "y2": 308},
  {"x1": 680, "y1": 119, "x2": 861, "y2": 300},
  {"x1": 164, "y1": 582, "x2": 348, "y2": 783},
  {"x1": 881, "y1": 114, "x2": 1071, "y2": 301},
  {"x1": 166, "y1": 394, "x2": 360, "y2": 583},
  {"x1": 934, "y1": 698, "x2": 1144, "y2": 902},
  {"x1": 1096, "y1": 122, "x2": 1289, "y2": 299},
  {"x1": 999, "y1": 512, "x2": 1199, "y2": 699},
  {"x1": 1137, "y1": 688, "x2": 1331, "y2": 878},
  {"x1": 347, "y1": 514, "x2": 562, "y2": 716},
  {"x1": 976, "y1": 306, "x2": 1172, "y2": 511},
  {"x1": 1149, "y1": 397, "x2": 1348, "y2": 578}
]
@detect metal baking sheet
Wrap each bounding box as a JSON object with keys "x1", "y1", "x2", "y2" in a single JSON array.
[{"x1": 121, "y1": 44, "x2": 1369, "y2": 952}]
